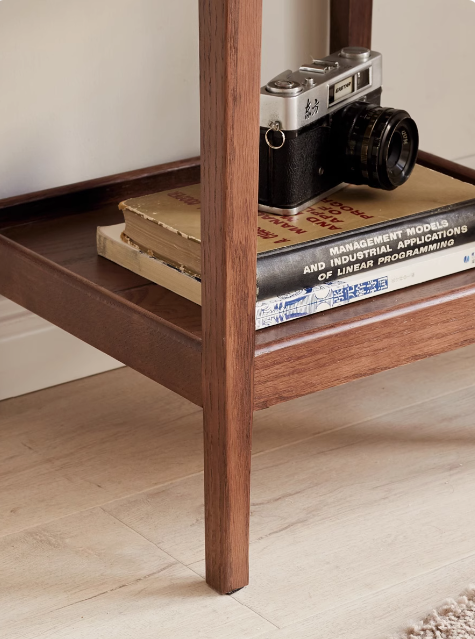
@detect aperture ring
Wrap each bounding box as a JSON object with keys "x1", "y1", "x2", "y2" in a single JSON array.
[
  {"x1": 368, "y1": 108, "x2": 413, "y2": 188},
  {"x1": 359, "y1": 108, "x2": 383, "y2": 179}
]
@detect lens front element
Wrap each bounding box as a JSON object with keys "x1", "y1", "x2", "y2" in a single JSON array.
[{"x1": 336, "y1": 102, "x2": 419, "y2": 190}]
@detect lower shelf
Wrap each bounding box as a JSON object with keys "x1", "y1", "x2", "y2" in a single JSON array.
[{"x1": 1, "y1": 154, "x2": 475, "y2": 409}]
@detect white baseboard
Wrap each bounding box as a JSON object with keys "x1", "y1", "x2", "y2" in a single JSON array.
[{"x1": 0, "y1": 297, "x2": 124, "y2": 401}]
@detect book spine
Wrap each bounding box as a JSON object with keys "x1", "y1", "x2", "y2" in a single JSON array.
[
  {"x1": 255, "y1": 241, "x2": 475, "y2": 329},
  {"x1": 256, "y1": 200, "x2": 475, "y2": 301}
]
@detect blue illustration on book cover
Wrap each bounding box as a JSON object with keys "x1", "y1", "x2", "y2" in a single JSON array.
[{"x1": 256, "y1": 276, "x2": 389, "y2": 329}]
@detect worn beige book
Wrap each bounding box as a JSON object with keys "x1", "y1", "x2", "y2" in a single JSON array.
[
  {"x1": 117, "y1": 165, "x2": 475, "y2": 301},
  {"x1": 118, "y1": 165, "x2": 475, "y2": 277},
  {"x1": 97, "y1": 224, "x2": 201, "y2": 305}
]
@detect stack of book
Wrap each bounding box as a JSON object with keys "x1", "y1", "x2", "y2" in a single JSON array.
[{"x1": 97, "y1": 165, "x2": 475, "y2": 329}]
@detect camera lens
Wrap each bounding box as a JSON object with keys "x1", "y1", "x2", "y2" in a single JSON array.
[{"x1": 334, "y1": 102, "x2": 419, "y2": 190}]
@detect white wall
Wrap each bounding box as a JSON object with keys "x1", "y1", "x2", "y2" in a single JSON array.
[
  {"x1": 0, "y1": 0, "x2": 328, "y2": 399},
  {"x1": 373, "y1": 0, "x2": 475, "y2": 165},
  {"x1": 0, "y1": 0, "x2": 201, "y2": 200},
  {"x1": 262, "y1": 0, "x2": 329, "y2": 86},
  {"x1": 0, "y1": 0, "x2": 328, "y2": 200}
]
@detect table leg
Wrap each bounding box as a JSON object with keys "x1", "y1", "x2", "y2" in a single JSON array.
[{"x1": 203, "y1": 393, "x2": 253, "y2": 594}]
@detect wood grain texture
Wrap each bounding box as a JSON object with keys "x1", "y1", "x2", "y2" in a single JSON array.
[
  {"x1": 0, "y1": 204, "x2": 203, "y2": 336},
  {"x1": 199, "y1": 0, "x2": 262, "y2": 593},
  {"x1": 0, "y1": 368, "x2": 202, "y2": 537},
  {"x1": 0, "y1": 158, "x2": 203, "y2": 404},
  {"x1": 256, "y1": 555, "x2": 475, "y2": 639},
  {"x1": 254, "y1": 272, "x2": 475, "y2": 408},
  {"x1": 0, "y1": 235, "x2": 202, "y2": 405},
  {"x1": 0, "y1": 507, "x2": 272, "y2": 639},
  {"x1": 330, "y1": 0, "x2": 373, "y2": 52}
]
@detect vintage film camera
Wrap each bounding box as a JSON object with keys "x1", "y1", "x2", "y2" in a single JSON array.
[{"x1": 259, "y1": 47, "x2": 419, "y2": 215}]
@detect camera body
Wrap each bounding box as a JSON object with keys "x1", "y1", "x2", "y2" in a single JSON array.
[{"x1": 259, "y1": 47, "x2": 418, "y2": 215}]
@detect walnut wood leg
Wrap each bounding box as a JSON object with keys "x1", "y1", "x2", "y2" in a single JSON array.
[
  {"x1": 203, "y1": 394, "x2": 253, "y2": 593},
  {"x1": 199, "y1": 0, "x2": 262, "y2": 595},
  {"x1": 330, "y1": 0, "x2": 373, "y2": 51}
]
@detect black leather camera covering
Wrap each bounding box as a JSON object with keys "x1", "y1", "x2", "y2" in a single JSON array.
[
  {"x1": 259, "y1": 122, "x2": 340, "y2": 210},
  {"x1": 259, "y1": 89, "x2": 382, "y2": 210}
]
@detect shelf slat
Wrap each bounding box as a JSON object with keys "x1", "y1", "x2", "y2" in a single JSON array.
[
  {"x1": 0, "y1": 233, "x2": 202, "y2": 406},
  {"x1": 1, "y1": 154, "x2": 475, "y2": 411},
  {"x1": 254, "y1": 269, "x2": 475, "y2": 408},
  {"x1": 0, "y1": 158, "x2": 202, "y2": 405}
]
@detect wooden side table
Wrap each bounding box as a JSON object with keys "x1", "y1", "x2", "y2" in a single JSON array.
[{"x1": 1, "y1": 0, "x2": 474, "y2": 594}]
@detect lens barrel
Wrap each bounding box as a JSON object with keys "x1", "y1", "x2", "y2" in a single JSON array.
[{"x1": 334, "y1": 102, "x2": 419, "y2": 190}]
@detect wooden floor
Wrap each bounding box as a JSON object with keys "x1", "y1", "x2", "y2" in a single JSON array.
[{"x1": 2, "y1": 345, "x2": 475, "y2": 638}]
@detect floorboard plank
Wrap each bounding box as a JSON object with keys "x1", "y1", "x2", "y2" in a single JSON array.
[
  {"x1": 1, "y1": 508, "x2": 271, "y2": 639},
  {"x1": 225, "y1": 384, "x2": 475, "y2": 627},
  {"x1": 105, "y1": 345, "x2": 475, "y2": 566},
  {"x1": 254, "y1": 554, "x2": 475, "y2": 638},
  {"x1": 2, "y1": 344, "x2": 475, "y2": 637},
  {"x1": 0, "y1": 368, "x2": 199, "y2": 536}
]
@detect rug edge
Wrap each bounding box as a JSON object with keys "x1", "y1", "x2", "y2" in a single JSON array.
[{"x1": 390, "y1": 584, "x2": 475, "y2": 639}]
